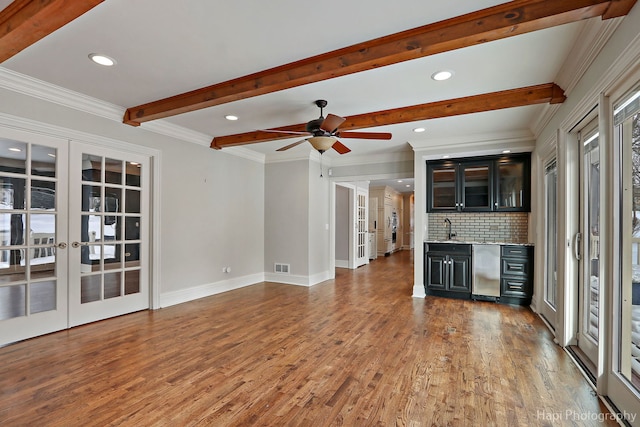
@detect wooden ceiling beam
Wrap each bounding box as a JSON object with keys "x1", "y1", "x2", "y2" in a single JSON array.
[
  {"x1": 0, "y1": 0, "x2": 104, "y2": 63},
  {"x1": 124, "y1": 0, "x2": 634, "y2": 126},
  {"x1": 211, "y1": 83, "x2": 566, "y2": 149}
]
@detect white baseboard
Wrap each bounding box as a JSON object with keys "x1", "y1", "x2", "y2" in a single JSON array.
[
  {"x1": 159, "y1": 273, "x2": 264, "y2": 308},
  {"x1": 264, "y1": 270, "x2": 333, "y2": 287},
  {"x1": 335, "y1": 259, "x2": 349, "y2": 268},
  {"x1": 160, "y1": 269, "x2": 335, "y2": 307},
  {"x1": 412, "y1": 284, "x2": 426, "y2": 298}
]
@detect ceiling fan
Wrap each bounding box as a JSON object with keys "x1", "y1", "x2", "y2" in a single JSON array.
[{"x1": 264, "y1": 100, "x2": 392, "y2": 154}]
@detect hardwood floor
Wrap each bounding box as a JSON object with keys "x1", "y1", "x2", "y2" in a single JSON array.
[{"x1": 0, "y1": 251, "x2": 616, "y2": 426}]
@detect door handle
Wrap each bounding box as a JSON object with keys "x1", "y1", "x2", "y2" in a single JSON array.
[
  {"x1": 57, "y1": 242, "x2": 67, "y2": 249},
  {"x1": 573, "y1": 233, "x2": 581, "y2": 261},
  {"x1": 71, "y1": 241, "x2": 84, "y2": 248}
]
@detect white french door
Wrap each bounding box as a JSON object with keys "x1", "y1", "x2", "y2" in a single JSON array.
[
  {"x1": 576, "y1": 121, "x2": 600, "y2": 367},
  {"x1": 0, "y1": 134, "x2": 150, "y2": 346},
  {"x1": 68, "y1": 143, "x2": 149, "y2": 327},
  {"x1": 0, "y1": 132, "x2": 68, "y2": 346},
  {"x1": 608, "y1": 85, "x2": 640, "y2": 423},
  {"x1": 356, "y1": 189, "x2": 368, "y2": 267}
]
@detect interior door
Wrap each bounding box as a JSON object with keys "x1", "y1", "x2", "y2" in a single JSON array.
[
  {"x1": 68, "y1": 143, "x2": 149, "y2": 327},
  {"x1": 577, "y1": 122, "x2": 600, "y2": 366},
  {"x1": 355, "y1": 189, "x2": 368, "y2": 267},
  {"x1": 0, "y1": 134, "x2": 68, "y2": 346}
]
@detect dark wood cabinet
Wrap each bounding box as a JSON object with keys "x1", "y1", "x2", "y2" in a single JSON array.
[
  {"x1": 500, "y1": 245, "x2": 534, "y2": 305},
  {"x1": 424, "y1": 243, "x2": 472, "y2": 298},
  {"x1": 426, "y1": 153, "x2": 530, "y2": 213}
]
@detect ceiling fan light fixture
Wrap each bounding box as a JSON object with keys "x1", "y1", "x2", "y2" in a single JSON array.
[
  {"x1": 308, "y1": 136, "x2": 335, "y2": 153},
  {"x1": 431, "y1": 70, "x2": 453, "y2": 81}
]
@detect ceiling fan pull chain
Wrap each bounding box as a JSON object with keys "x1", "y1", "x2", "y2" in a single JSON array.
[{"x1": 320, "y1": 154, "x2": 323, "y2": 178}]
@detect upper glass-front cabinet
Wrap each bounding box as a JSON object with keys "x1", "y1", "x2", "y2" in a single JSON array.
[
  {"x1": 495, "y1": 156, "x2": 530, "y2": 211},
  {"x1": 426, "y1": 153, "x2": 530, "y2": 213},
  {"x1": 461, "y1": 161, "x2": 492, "y2": 211},
  {"x1": 429, "y1": 163, "x2": 458, "y2": 210}
]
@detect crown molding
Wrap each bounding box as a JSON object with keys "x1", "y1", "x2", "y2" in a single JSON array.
[
  {"x1": 557, "y1": 18, "x2": 623, "y2": 96},
  {"x1": 531, "y1": 17, "x2": 622, "y2": 138},
  {"x1": 0, "y1": 66, "x2": 267, "y2": 161},
  {"x1": 558, "y1": 18, "x2": 640, "y2": 133},
  {"x1": 0, "y1": 66, "x2": 124, "y2": 120}
]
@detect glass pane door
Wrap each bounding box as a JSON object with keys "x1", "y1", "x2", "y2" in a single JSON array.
[
  {"x1": 356, "y1": 190, "x2": 368, "y2": 267},
  {"x1": 613, "y1": 86, "x2": 640, "y2": 401},
  {"x1": 578, "y1": 125, "x2": 600, "y2": 366},
  {"x1": 0, "y1": 135, "x2": 68, "y2": 346},
  {"x1": 68, "y1": 143, "x2": 149, "y2": 327}
]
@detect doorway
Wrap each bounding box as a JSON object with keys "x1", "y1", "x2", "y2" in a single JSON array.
[{"x1": 334, "y1": 182, "x2": 369, "y2": 269}]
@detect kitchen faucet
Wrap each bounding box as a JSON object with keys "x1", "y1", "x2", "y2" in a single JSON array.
[{"x1": 444, "y1": 218, "x2": 456, "y2": 240}]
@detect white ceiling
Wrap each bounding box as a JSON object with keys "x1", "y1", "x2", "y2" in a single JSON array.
[{"x1": 0, "y1": 0, "x2": 599, "y2": 162}]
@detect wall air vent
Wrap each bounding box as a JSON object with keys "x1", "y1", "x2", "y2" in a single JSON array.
[{"x1": 274, "y1": 263, "x2": 290, "y2": 274}]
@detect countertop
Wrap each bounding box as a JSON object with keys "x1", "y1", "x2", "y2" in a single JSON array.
[{"x1": 425, "y1": 240, "x2": 534, "y2": 246}]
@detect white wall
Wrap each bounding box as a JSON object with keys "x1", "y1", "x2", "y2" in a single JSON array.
[
  {"x1": 308, "y1": 157, "x2": 331, "y2": 280},
  {"x1": 264, "y1": 160, "x2": 309, "y2": 277},
  {"x1": 263, "y1": 156, "x2": 332, "y2": 285}
]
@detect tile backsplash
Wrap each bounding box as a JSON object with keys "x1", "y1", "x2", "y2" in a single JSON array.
[{"x1": 428, "y1": 212, "x2": 529, "y2": 243}]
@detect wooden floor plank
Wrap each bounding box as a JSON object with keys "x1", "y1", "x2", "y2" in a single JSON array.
[{"x1": 0, "y1": 251, "x2": 617, "y2": 426}]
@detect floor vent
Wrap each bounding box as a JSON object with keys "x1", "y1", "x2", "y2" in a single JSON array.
[{"x1": 274, "y1": 263, "x2": 290, "y2": 274}]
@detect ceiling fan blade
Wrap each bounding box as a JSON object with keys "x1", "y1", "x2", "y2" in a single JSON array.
[
  {"x1": 320, "y1": 114, "x2": 346, "y2": 133},
  {"x1": 276, "y1": 139, "x2": 307, "y2": 151},
  {"x1": 336, "y1": 131, "x2": 392, "y2": 140},
  {"x1": 332, "y1": 140, "x2": 351, "y2": 154}
]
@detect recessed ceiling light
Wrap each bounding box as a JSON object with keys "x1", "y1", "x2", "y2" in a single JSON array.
[
  {"x1": 502, "y1": 149, "x2": 511, "y2": 154},
  {"x1": 442, "y1": 155, "x2": 450, "y2": 159},
  {"x1": 225, "y1": 115, "x2": 239, "y2": 121},
  {"x1": 397, "y1": 180, "x2": 403, "y2": 183},
  {"x1": 432, "y1": 70, "x2": 453, "y2": 81},
  {"x1": 413, "y1": 127, "x2": 426, "y2": 133},
  {"x1": 89, "y1": 53, "x2": 116, "y2": 66},
  {"x1": 9, "y1": 147, "x2": 21, "y2": 152}
]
